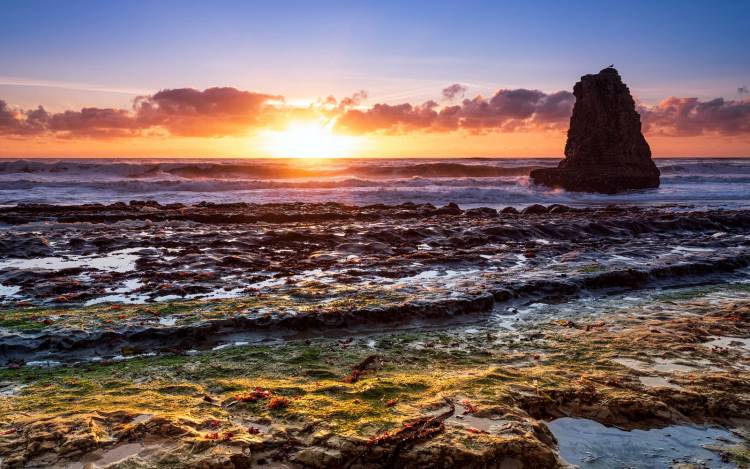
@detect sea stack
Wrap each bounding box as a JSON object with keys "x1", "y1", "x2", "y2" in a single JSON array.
[{"x1": 530, "y1": 67, "x2": 660, "y2": 193}]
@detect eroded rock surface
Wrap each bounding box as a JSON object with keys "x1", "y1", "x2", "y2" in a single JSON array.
[
  {"x1": 531, "y1": 67, "x2": 660, "y2": 193},
  {"x1": 2, "y1": 202, "x2": 750, "y2": 364},
  {"x1": 1, "y1": 287, "x2": 749, "y2": 468},
  {"x1": 1, "y1": 201, "x2": 749, "y2": 468}
]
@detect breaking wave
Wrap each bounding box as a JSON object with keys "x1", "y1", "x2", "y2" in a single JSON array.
[
  {"x1": 0, "y1": 159, "x2": 551, "y2": 180},
  {"x1": 0, "y1": 157, "x2": 748, "y2": 208}
]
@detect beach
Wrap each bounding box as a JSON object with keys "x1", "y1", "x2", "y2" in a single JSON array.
[{"x1": 1, "y1": 159, "x2": 749, "y2": 467}]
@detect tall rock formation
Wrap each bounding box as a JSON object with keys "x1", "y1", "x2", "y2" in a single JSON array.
[{"x1": 530, "y1": 67, "x2": 660, "y2": 193}]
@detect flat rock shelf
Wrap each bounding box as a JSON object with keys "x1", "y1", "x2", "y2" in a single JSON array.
[{"x1": 0, "y1": 201, "x2": 749, "y2": 468}]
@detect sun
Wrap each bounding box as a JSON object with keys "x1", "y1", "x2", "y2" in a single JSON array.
[{"x1": 260, "y1": 121, "x2": 358, "y2": 158}]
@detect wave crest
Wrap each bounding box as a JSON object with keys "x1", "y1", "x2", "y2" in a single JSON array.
[{"x1": 0, "y1": 159, "x2": 549, "y2": 180}]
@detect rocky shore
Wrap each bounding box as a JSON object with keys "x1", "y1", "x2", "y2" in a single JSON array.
[
  {"x1": 0, "y1": 201, "x2": 749, "y2": 467},
  {"x1": 2, "y1": 201, "x2": 749, "y2": 310}
]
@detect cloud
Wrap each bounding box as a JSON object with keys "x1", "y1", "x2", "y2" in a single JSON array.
[
  {"x1": 0, "y1": 101, "x2": 60, "y2": 137},
  {"x1": 0, "y1": 100, "x2": 46, "y2": 136},
  {"x1": 134, "y1": 87, "x2": 283, "y2": 136},
  {"x1": 0, "y1": 76, "x2": 149, "y2": 95},
  {"x1": 335, "y1": 88, "x2": 575, "y2": 134},
  {"x1": 0, "y1": 88, "x2": 284, "y2": 138},
  {"x1": 48, "y1": 107, "x2": 141, "y2": 138},
  {"x1": 0, "y1": 102, "x2": 146, "y2": 139},
  {"x1": 739, "y1": 86, "x2": 749, "y2": 96},
  {"x1": 534, "y1": 91, "x2": 579, "y2": 123},
  {"x1": 337, "y1": 90, "x2": 368, "y2": 110},
  {"x1": 640, "y1": 96, "x2": 750, "y2": 137},
  {"x1": 336, "y1": 89, "x2": 750, "y2": 138},
  {"x1": 442, "y1": 84, "x2": 467, "y2": 101},
  {"x1": 334, "y1": 101, "x2": 440, "y2": 134},
  {"x1": 1, "y1": 85, "x2": 749, "y2": 140},
  {"x1": 455, "y1": 89, "x2": 572, "y2": 132}
]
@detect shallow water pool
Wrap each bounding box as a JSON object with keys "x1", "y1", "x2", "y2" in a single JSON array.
[{"x1": 549, "y1": 417, "x2": 739, "y2": 468}]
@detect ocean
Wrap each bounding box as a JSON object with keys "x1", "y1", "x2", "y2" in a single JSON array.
[{"x1": 1, "y1": 157, "x2": 749, "y2": 209}]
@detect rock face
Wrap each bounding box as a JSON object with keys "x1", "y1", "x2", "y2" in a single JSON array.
[{"x1": 530, "y1": 67, "x2": 660, "y2": 193}]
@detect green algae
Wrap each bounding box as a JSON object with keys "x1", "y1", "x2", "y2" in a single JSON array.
[
  {"x1": 0, "y1": 286, "x2": 412, "y2": 333},
  {"x1": 577, "y1": 263, "x2": 603, "y2": 273},
  {"x1": 1, "y1": 286, "x2": 750, "y2": 468}
]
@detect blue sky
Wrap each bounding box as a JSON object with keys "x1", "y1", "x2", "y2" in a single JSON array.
[{"x1": 1, "y1": 0, "x2": 748, "y2": 111}]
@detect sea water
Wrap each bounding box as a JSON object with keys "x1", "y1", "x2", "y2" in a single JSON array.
[{"x1": 1, "y1": 157, "x2": 748, "y2": 209}]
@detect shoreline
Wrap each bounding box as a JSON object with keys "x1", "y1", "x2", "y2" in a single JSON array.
[{"x1": 1, "y1": 201, "x2": 749, "y2": 467}]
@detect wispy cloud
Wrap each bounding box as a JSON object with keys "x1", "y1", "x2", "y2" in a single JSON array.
[{"x1": 0, "y1": 76, "x2": 149, "y2": 96}]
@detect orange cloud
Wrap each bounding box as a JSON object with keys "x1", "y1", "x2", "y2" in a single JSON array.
[
  {"x1": 334, "y1": 89, "x2": 576, "y2": 134},
  {"x1": 48, "y1": 108, "x2": 140, "y2": 139},
  {"x1": 1, "y1": 86, "x2": 749, "y2": 143},
  {"x1": 0, "y1": 101, "x2": 50, "y2": 136},
  {"x1": 0, "y1": 87, "x2": 283, "y2": 139},
  {"x1": 334, "y1": 101, "x2": 441, "y2": 134},
  {"x1": 134, "y1": 87, "x2": 283, "y2": 136},
  {"x1": 639, "y1": 97, "x2": 750, "y2": 137}
]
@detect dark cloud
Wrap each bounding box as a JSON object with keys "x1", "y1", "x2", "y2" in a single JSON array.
[
  {"x1": 336, "y1": 90, "x2": 368, "y2": 110},
  {"x1": 48, "y1": 107, "x2": 140, "y2": 138},
  {"x1": 739, "y1": 86, "x2": 749, "y2": 96},
  {"x1": 640, "y1": 97, "x2": 750, "y2": 137},
  {"x1": 1, "y1": 86, "x2": 748, "y2": 140},
  {"x1": 335, "y1": 101, "x2": 439, "y2": 134},
  {"x1": 0, "y1": 88, "x2": 283, "y2": 138},
  {"x1": 442, "y1": 84, "x2": 467, "y2": 101},
  {"x1": 0, "y1": 101, "x2": 50, "y2": 136},
  {"x1": 337, "y1": 88, "x2": 750, "y2": 137},
  {"x1": 535, "y1": 91, "x2": 578, "y2": 123},
  {"x1": 335, "y1": 88, "x2": 575, "y2": 134},
  {"x1": 134, "y1": 87, "x2": 282, "y2": 136}
]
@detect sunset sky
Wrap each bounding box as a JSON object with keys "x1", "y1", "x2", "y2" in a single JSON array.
[{"x1": 1, "y1": 0, "x2": 749, "y2": 158}]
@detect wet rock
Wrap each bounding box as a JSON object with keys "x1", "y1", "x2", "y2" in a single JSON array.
[
  {"x1": 67, "y1": 237, "x2": 88, "y2": 251},
  {"x1": 336, "y1": 241, "x2": 393, "y2": 255},
  {"x1": 0, "y1": 235, "x2": 52, "y2": 258},
  {"x1": 129, "y1": 200, "x2": 161, "y2": 208},
  {"x1": 522, "y1": 204, "x2": 548, "y2": 215},
  {"x1": 219, "y1": 255, "x2": 263, "y2": 268},
  {"x1": 530, "y1": 67, "x2": 660, "y2": 193},
  {"x1": 547, "y1": 204, "x2": 571, "y2": 214},
  {"x1": 436, "y1": 202, "x2": 463, "y2": 215},
  {"x1": 465, "y1": 207, "x2": 498, "y2": 218},
  {"x1": 605, "y1": 205, "x2": 633, "y2": 214},
  {"x1": 293, "y1": 447, "x2": 342, "y2": 467},
  {"x1": 501, "y1": 207, "x2": 519, "y2": 214},
  {"x1": 3, "y1": 203, "x2": 750, "y2": 320}
]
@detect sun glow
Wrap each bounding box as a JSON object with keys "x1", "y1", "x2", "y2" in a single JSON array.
[{"x1": 260, "y1": 121, "x2": 359, "y2": 158}]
